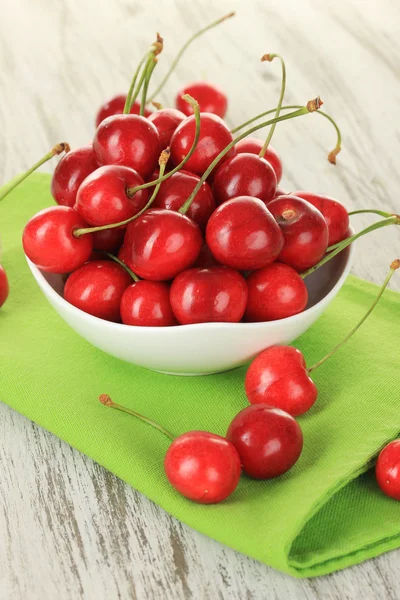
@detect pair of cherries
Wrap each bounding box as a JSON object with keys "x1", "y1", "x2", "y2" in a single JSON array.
[{"x1": 100, "y1": 394, "x2": 303, "y2": 504}]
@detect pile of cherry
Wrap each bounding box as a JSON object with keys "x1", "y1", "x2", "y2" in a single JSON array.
[{"x1": 1, "y1": 13, "x2": 400, "y2": 506}]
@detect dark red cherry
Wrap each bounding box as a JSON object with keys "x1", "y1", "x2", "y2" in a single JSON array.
[
  {"x1": 226, "y1": 404, "x2": 303, "y2": 479},
  {"x1": 291, "y1": 191, "x2": 350, "y2": 246},
  {"x1": 23, "y1": 206, "x2": 93, "y2": 274},
  {"x1": 75, "y1": 165, "x2": 148, "y2": 226},
  {"x1": 51, "y1": 146, "x2": 98, "y2": 208},
  {"x1": 148, "y1": 108, "x2": 186, "y2": 148},
  {"x1": 206, "y1": 196, "x2": 284, "y2": 270},
  {"x1": 245, "y1": 262, "x2": 308, "y2": 322},
  {"x1": 120, "y1": 280, "x2": 177, "y2": 326},
  {"x1": 95, "y1": 94, "x2": 151, "y2": 127},
  {"x1": 170, "y1": 266, "x2": 248, "y2": 325},
  {"x1": 93, "y1": 114, "x2": 161, "y2": 179},
  {"x1": 212, "y1": 153, "x2": 276, "y2": 205},
  {"x1": 245, "y1": 346, "x2": 318, "y2": 416},
  {"x1": 0, "y1": 265, "x2": 9, "y2": 308},
  {"x1": 151, "y1": 170, "x2": 215, "y2": 231},
  {"x1": 175, "y1": 82, "x2": 228, "y2": 118},
  {"x1": 170, "y1": 113, "x2": 234, "y2": 176},
  {"x1": 236, "y1": 138, "x2": 282, "y2": 183},
  {"x1": 376, "y1": 440, "x2": 400, "y2": 501},
  {"x1": 92, "y1": 228, "x2": 125, "y2": 252},
  {"x1": 64, "y1": 260, "x2": 131, "y2": 322},
  {"x1": 267, "y1": 195, "x2": 329, "y2": 271},
  {"x1": 122, "y1": 209, "x2": 202, "y2": 281}
]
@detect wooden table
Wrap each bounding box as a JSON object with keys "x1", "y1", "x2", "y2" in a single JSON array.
[{"x1": 1, "y1": 0, "x2": 399, "y2": 598}]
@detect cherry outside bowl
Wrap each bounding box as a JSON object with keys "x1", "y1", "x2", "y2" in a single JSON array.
[{"x1": 26, "y1": 241, "x2": 353, "y2": 375}]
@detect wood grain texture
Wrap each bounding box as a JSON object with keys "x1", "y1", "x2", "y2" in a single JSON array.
[{"x1": 1, "y1": 0, "x2": 399, "y2": 598}]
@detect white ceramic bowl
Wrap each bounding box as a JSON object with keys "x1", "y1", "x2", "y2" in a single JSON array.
[{"x1": 26, "y1": 244, "x2": 353, "y2": 375}]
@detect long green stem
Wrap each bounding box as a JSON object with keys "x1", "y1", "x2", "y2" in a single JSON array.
[
  {"x1": 147, "y1": 12, "x2": 235, "y2": 102},
  {"x1": 348, "y1": 208, "x2": 395, "y2": 218},
  {"x1": 102, "y1": 252, "x2": 139, "y2": 282},
  {"x1": 231, "y1": 104, "x2": 341, "y2": 163},
  {"x1": 124, "y1": 34, "x2": 163, "y2": 114},
  {"x1": 301, "y1": 216, "x2": 400, "y2": 279},
  {"x1": 307, "y1": 260, "x2": 399, "y2": 374},
  {"x1": 179, "y1": 102, "x2": 321, "y2": 215},
  {"x1": 259, "y1": 54, "x2": 286, "y2": 156},
  {"x1": 74, "y1": 149, "x2": 170, "y2": 237},
  {"x1": 140, "y1": 57, "x2": 158, "y2": 115},
  {"x1": 99, "y1": 394, "x2": 175, "y2": 441},
  {"x1": 123, "y1": 50, "x2": 151, "y2": 114},
  {"x1": 0, "y1": 143, "x2": 70, "y2": 202}
]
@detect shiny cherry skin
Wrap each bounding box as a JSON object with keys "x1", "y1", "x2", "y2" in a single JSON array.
[
  {"x1": 51, "y1": 146, "x2": 98, "y2": 208},
  {"x1": 92, "y1": 228, "x2": 125, "y2": 252},
  {"x1": 206, "y1": 196, "x2": 284, "y2": 270},
  {"x1": 236, "y1": 138, "x2": 283, "y2": 183},
  {"x1": 245, "y1": 262, "x2": 308, "y2": 322},
  {"x1": 164, "y1": 431, "x2": 241, "y2": 504},
  {"x1": 245, "y1": 346, "x2": 318, "y2": 417},
  {"x1": 120, "y1": 281, "x2": 177, "y2": 327},
  {"x1": 212, "y1": 153, "x2": 276, "y2": 206},
  {"x1": 23, "y1": 206, "x2": 93, "y2": 274},
  {"x1": 148, "y1": 108, "x2": 186, "y2": 148},
  {"x1": 64, "y1": 260, "x2": 131, "y2": 322},
  {"x1": 175, "y1": 81, "x2": 228, "y2": 118},
  {"x1": 0, "y1": 265, "x2": 9, "y2": 308},
  {"x1": 292, "y1": 191, "x2": 350, "y2": 246},
  {"x1": 95, "y1": 94, "x2": 151, "y2": 127},
  {"x1": 376, "y1": 440, "x2": 400, "y2": 501},
  {"x1": 268, "y1": 195, "x2": 329, "y2": 271},
  {"x1": 93, "y1": 114, "x2": 161, "y2": 179},
  {"x1": 151, "y1": 170, "x2": 215, "y2": 231},
  {"x1": 193, "y1": 244, "x2": 220, "y2": 268},
  {"x1": 226, "y1": 405, "x2": 303, "y2": 479},
  {"x1": 170, "y1": 266, "x2": 248, "y2": 325},
  {"x1": 170, "y1": 112, "x2": 234, "y2": 176},
  {"x1": 75, "y1": 165, "x2": 148, "y2": 226},
  {"x1": 122, "y1": 209, "x2": 202, "y2": 281}
]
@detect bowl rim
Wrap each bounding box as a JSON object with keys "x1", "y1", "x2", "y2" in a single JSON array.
[{"x1": 26, "y1": 241, "x2": 354, "y2": 333}]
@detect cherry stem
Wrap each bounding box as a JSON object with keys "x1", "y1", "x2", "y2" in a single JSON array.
[
  {"x1": 231, "y1": 104, "x2": 341, "y2": 163},
  {"x1": 102, "y1": 252, "x2": 139, "y2": 282},
  {"x1": 348, "y1": 208, "x2": 396, "y2": 219},
  {"x1": 123, "y1": 34, "x2": 163, "y2": 114},
  {"x1": 301, "y1": 216, "x2": 400, "y2": 279},
  {"x1": 99, "y1": 394, "x2": 175, "y2": 441},
  {"x1": 74, "y1": 148, "x2": 170, "y2": 237},
  {"x1": 0, "y1": 142, "x2": 70, "y2": 202},
  {"x1": 123, "y1": 50, "x2": 151, "y2": 114},
  {"x1": 147, "y1": 12, "x2": 235, "y2": 102},
  {"x1": 307, "y1": 259, "x2": 400, "y2": 374},
  {"x1": 140, "y1": 57, "x2": 158, "y2": 115},
  {"x1": 179, "y1": 101, "x2": 322, "y2": 215},
  {"x1": 259, "y1": 54, "x2": 286, "y2": 156}
]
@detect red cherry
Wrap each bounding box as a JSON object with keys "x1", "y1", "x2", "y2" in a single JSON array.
[
  {"x1": 376, "y1": 440, "x2": 400, "y2": 501},
  {"x1": 148, "y1": 108, "x2": 186, "y2": 148},
  {"x1": 291, "y1": 191, "x2": 350, "y2": 246},
  {"x1": 176, "y1": 82, "x2": 228, "y2": 118},
  {"x1": 170, "y1": 266, "x2": 248, "y2": 325},
  {"x1": 236, "y1": 138, "x2": 282, "y2": 183},
  {"x1": 23, "y1": 206, "x2": 93, "y2": 274},
  {"x1": 212, "y1": 153, "x2": 276, "y2": 206},
  {"x1": 0, "y1": 265, "x2": 9, "y2": 308},
  {"x1": 245, "y1": 346, "x2": 318, "y2": 416},
  {"x1": 92, "y1": 228, "x2": 125, "y2": 252},
  {"x1": 206, "y1": 196, "x2": 284, "y2": 270},
  {"x1": 64, "y1": 260, "x2": 131, "y2": 322},
  {"x1": 267, "y1": 195, "x2": 329, "y2": 271},
  {"x1": 164, "y1": 431, "x2": 241, "y2": 504},
  {"x1": 123, "y1": 209, "x2": 202, "y2": 281},
  {"x1": 93, "y1": 114, "x2": 161, "y2": 179},
  {"x1": 120, "y1": 280, "x2": 177, "y2": 326},
  {"x1": 245, "y1": 262, "x2": 308, "y2": 322},
  {"x1": 226, "y1": 405, "x2": 303, "y2": 479},
  {"x1": 51, "y1": 146, "x2": 98, "y2": 208},
  {"x1": 193, "y1": 244, "x2": 220, "y2": 268},
  {"x1": 75, "y1": 165, "x2": 148, "y2": 227},
  {"x1": 170, "y1": 113, "x2": 234, "y2": 176},
  {"x1": 95, "y1": 94, "x2": 151, "y2": 127},
  {"x1": 151, "y1": 170, "x2": 215, "y2": 231}
]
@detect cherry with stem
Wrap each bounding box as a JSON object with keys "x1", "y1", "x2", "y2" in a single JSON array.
[
  {"x1": 147, "y1": 12, "x2": 235, "y2": 102},
  {"x1": 0, "y1": 142, "x2": 70, "y2": 202},
  {"x1": 259, "y1": 53, "x2": 286, "y2": 156}
]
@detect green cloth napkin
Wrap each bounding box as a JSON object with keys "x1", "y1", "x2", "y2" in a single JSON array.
[{"x1": 1, "y1": 173, "x2": 400, "y2": 578}]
